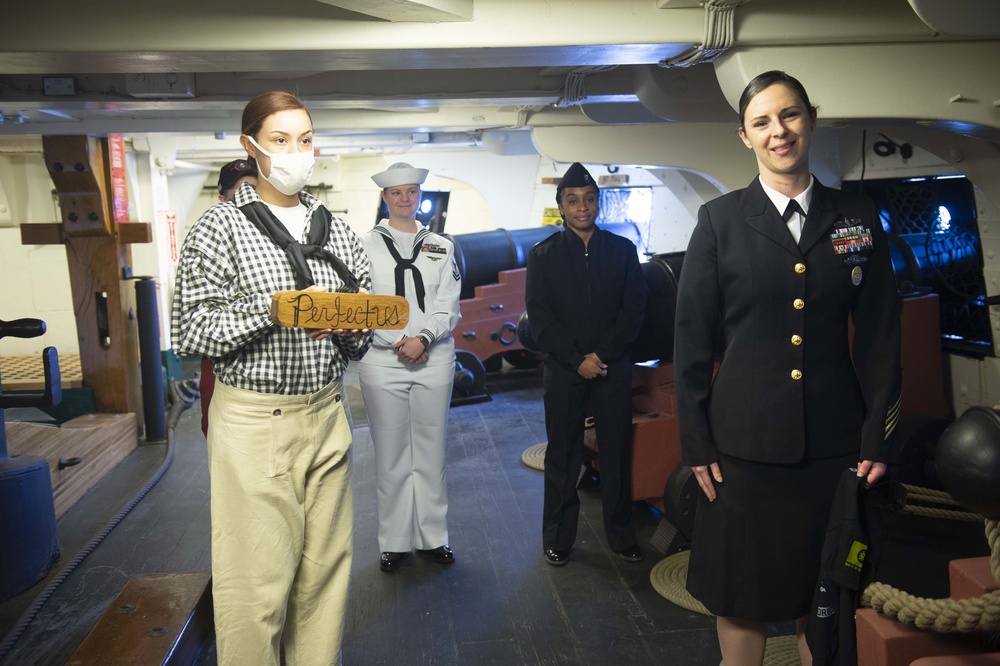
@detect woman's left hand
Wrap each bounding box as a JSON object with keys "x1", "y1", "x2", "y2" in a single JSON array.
[
  {"x1": 394, "y1": 337, "x2": 426, "y2": 364},
  {"x1": 857, "y1": 460, "x2": 886, "y2": 488}
]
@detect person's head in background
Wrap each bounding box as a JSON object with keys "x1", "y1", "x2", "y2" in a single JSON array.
[{"x1": 217, "y1": 158, "x2": 257, "y2": 202}]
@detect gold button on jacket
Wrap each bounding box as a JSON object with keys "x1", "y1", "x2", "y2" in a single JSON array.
[
  {"x1": 793, "y1": 298, "x2": 805, "y2": 310},
  {"x1": 791, "y1": 369, "x2": 803, "y2": 381},
  {"x1": 794, "y1": 263, "x2": 806, "y2": 274},
  {"x1": 791, "y1": 335, "x2": 803, "y2": 346}
]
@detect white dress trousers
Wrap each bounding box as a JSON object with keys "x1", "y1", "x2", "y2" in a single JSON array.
[{"x1": 358, "y1": 221, "x2": 462, "y2": 552}]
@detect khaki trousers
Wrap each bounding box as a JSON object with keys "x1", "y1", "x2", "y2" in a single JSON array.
[{"x1": 208, "y1": 379, "x2": 353, "y2": 666}]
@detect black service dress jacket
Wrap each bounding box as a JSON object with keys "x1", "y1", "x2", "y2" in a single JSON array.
[{"x1": 674, "y1": 177, "x2": 902, "y2": 466}]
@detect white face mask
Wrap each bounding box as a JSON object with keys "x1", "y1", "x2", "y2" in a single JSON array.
[{"x1": 246, "y1": 136, "x2": 315, "y2": 197}]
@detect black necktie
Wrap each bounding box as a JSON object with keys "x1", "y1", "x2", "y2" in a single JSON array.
[
  {"x1": 380, "y1": 233, "x2": 426, "y2": 312},
  {"x1": 783, "y1": 199, "x2": 804, "y2": 222}
]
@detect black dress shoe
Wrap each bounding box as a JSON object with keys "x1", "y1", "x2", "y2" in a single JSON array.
[
  {"x1": 417, "y1": 545, "x2": 455, "y2": 564},
  {"x1": 615, "y1": 544, "x2": 643, "y2": 562},
  {"x1": 576, "y1": 464, "x2": 601, "y2": 490},
  {"x1": 379, "y1": 551, "x2": 405, "y2": 572},
  {"x1": 543, "y1": 549, "x2": 570, "y2": 566}
]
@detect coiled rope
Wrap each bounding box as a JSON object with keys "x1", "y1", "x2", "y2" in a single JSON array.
[{"x1": 861, "y1": 516, "x2": 1000, "y2": 633}]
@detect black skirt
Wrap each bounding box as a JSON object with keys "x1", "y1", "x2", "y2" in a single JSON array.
[{"x1": 685, "y1": 450, "x2": 857, "y2": 622}]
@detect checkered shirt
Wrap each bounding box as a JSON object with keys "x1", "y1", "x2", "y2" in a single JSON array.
[{"x1": 171, "y1": 182, "x2": 372, "y2": 395}]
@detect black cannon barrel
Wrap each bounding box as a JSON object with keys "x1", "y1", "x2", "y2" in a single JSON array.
[
  {"x1": 446, "y1": 226, "x2": 559, "y2": 299},
  {"x1": 632, "y1": 252, "x2": 685, "y2": 363}
]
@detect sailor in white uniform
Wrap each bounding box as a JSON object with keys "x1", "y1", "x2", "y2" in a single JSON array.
[{"x1": 359, "y1": 162, "x2": 463, "y2": 572}]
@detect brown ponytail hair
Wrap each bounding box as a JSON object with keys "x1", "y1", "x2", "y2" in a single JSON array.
[{"x1": 241, "y1": 91, "x2": 311, "y2": 140}]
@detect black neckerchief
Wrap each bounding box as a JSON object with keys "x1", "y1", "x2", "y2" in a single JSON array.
[
  {"x1": 379, "y1": 231, "x2": 426, "y2": 311},
  {"x1": 239, "y1": 200, "x2": 359, "y2": 292}
]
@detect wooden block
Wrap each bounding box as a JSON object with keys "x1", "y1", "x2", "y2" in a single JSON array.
[
  {"x1": 270, "y1": 291, "x2": 408, "y2": 330},
  {"x1": 630, "y1": 413, "x2": 681, "y2": 502},
  {"x1": 910, "y1": 656, "x2": 1000, "y2": 665},
  {"x1": 66, "y1": 572, "x2": 213, "y2": 666},
  {"x1": 949, "y1": 557, "x2": 1000, "y2": 600},
  {"x1": 118, "y1": 222, "x2": 153, "y2": 244},
  {"x1": 632, "y1": 361, "x2": 677, "y2": 415},
  {"x1": 20, "y1": 222, "x2": 64, "y2": 245},
  {"x1": 856, "y1": 608, "x2": 984, "y2": 666},
  {"x1": 453, "y1": 268, "x2": 530, "y2": 362},
  {"x1": 5, "y1": 413, "x2": 138, "y2": 518}
]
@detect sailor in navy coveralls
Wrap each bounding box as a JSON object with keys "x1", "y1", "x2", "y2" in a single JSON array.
[{"x1": 526, "y1": 162, "x2": 648, "y2": 567}]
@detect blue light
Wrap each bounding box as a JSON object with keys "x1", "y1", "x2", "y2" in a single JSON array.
[
  {"x1": 938, "y1": 205, "x2": 952, "y2": 232},
  {"x1": 420, "y1": 199, "x2": 433, "y2": 214}
]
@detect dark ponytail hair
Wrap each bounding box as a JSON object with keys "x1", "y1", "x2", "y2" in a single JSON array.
[{"x1": 738, "y1": 71, "x2": 816, "y2": 130}]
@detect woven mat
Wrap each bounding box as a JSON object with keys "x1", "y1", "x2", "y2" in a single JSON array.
[
  {"x1": 649, "y1": 551, "x2": 713, "y2": 615},
  {"x1": 1, "y1": 352, "x2": 83, "y2": 390},
  {"x1": 520, "y1": 443, "x2": 597, "y2": 490},
  {"x1": 651, "y1": 552, "x2": 802, "y2": 666},
  {"x1": 521, "y1": 442, "x2": 546, "y2": 471}
]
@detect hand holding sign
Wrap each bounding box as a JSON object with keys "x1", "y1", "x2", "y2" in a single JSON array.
[{"x1": 270, "y1": 290, "x2": 409, "y2": 330}]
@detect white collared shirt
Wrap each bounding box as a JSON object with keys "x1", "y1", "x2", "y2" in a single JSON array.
[{"x1": 760, "y1": 175, "x2": 815, "y2": 244}]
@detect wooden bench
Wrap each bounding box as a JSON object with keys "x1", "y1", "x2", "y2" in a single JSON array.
[{"x1": 66, "y1": 572, "x2": 213, "y2": 665}]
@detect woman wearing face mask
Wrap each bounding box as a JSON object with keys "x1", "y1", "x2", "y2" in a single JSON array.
[
  {"x1": 673, "y1": 71, "x2": 901, "y2": 666},
  {"x1": 171, "y1": 90, "x2": 371, "y2": 666}
]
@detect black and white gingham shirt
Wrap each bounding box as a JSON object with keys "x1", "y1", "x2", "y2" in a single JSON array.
[{"x1": 171, "y1": 182, "x2": 372, "y2": 395}]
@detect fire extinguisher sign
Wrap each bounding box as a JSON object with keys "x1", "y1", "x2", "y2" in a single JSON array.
[{"x1": 163, "y1": 210, "x2": 178, "y2": 263}]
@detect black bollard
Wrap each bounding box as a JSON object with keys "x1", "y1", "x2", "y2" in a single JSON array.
[{"x1": 135, "y1": 277, "x2": 166, "y2": 442}]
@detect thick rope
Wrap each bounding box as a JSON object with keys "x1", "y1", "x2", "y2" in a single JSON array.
[
  {"x1": 903, "y1": 504, "x2": 985, "y2": 523},
  {"x1": 898, "y1": 482, "x2": 984, "y2": 523},
  {"x1": 861, "y1": 518, "x2": 1000, "y2": 632}
]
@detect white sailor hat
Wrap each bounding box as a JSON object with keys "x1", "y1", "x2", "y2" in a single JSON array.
[{"x1": 371, "y1": 162, "x2": 430, "y2": 188}]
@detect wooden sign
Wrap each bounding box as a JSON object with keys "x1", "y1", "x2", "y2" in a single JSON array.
[{"x1": 270, "y1": 291, "x2": 409, "y2": 330}]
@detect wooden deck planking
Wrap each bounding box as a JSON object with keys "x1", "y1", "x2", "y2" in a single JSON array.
[{"x1": 2, "y1": 366, "x2": 725, "y2": 666}]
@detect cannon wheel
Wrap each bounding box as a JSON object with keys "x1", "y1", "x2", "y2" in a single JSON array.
[
  {"x1": 662, "y1": 463, "x2": 699, "y2": 542},
  {"x1": 451, "y1": 350, "x2": 491, "y2": 406}
]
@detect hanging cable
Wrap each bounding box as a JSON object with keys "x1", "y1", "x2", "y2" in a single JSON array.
[
  {"x1": 557, "y1": 65, "x2": 619, "y2": 108},
  {"x1": 659, "y1": 0, "x2": 747, "y2": 69},
  {"x1": 860, "y1": 129, "x2": 867, "y2": 193}
]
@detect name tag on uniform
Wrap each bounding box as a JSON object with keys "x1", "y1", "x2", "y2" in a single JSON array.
[
  {"x1": 830, "y1": 222, "x2": 873, "y2": 255},
  {"x1": 421, "y1": 244, "x2": 447, "y2": 255}
]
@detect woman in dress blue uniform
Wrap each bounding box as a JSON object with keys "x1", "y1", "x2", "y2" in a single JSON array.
[
  {"x1": 673, "y1": 71, "x2": 902, "y2": 666},
  {"x1": 359, "y1": 163, "x2": 462, "y2": 573}
]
